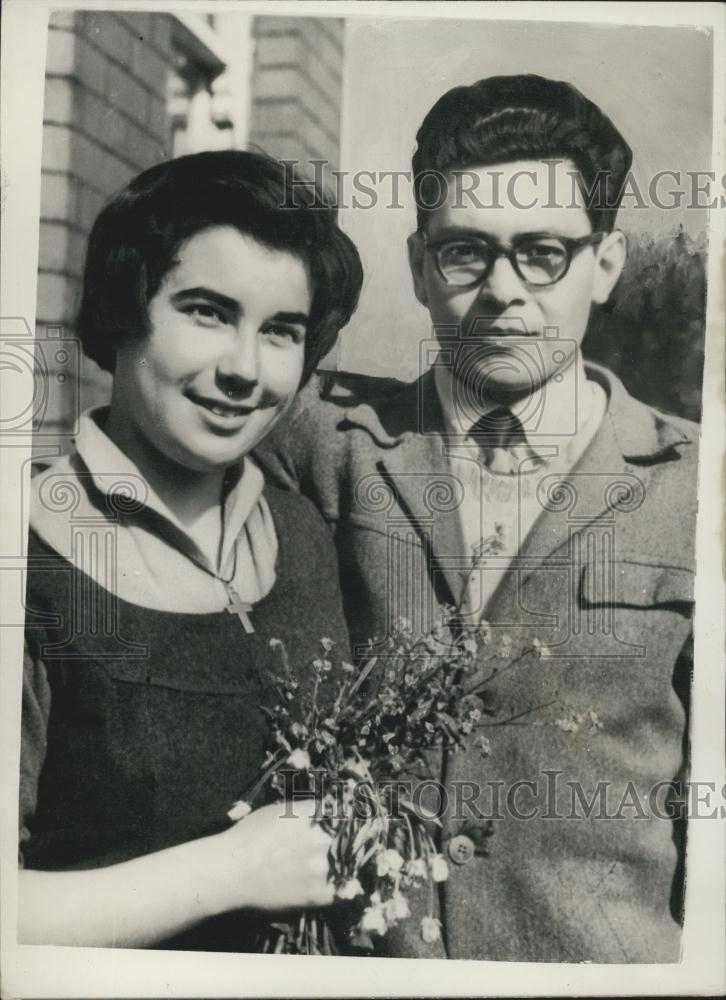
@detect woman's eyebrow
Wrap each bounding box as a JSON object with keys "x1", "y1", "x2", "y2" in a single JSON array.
[
  {"x1": 170, "y1": 287, "x2": 239, "y2": 312},
  {"x1": 272, "y1": 311, "x2": 309, "y2": 329}
]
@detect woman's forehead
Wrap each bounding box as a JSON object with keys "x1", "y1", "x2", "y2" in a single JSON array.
[{"x1": 159, "y1": 226, "x2": 312, "y2": 309}]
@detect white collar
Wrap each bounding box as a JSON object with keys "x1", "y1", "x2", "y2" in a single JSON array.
[
  {"x1": 73, "y1": 408, "x2": 265, "y2": 573},
  {"x1": 434, "y1": 351, "x2": 595, "y2": 456}
]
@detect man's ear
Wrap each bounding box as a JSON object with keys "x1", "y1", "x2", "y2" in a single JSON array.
[
  {"x1": 407, "y1": 231, "x2": 429, "y2": 308},
  {"x1": 592, "y1": 230, "x2": 627, "y2": 305}
]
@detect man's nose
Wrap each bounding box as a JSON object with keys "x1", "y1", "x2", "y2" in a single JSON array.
[
  {"x1": 478, "y1": 254, "x2": 527, "y2": 307},
  {"x1": 216, "y1": 327, "x2": 259, "y2": 395}
]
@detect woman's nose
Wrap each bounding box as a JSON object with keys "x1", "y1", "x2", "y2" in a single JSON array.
[{"x1": 216, "y1": 327, "x2": 259, "y2": 394}]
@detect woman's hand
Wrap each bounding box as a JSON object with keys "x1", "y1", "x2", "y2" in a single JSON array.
[
  {"x1": 216, "y1": 798, "x2": 335, "y2": 912},
  {"x1": 19, "y1": 799, "x2": 334, "y2": 948}
]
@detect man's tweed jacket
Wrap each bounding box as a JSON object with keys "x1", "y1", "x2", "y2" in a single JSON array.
[{"x1": 256, "y1": 363, "x2": 698, "y2": 963}]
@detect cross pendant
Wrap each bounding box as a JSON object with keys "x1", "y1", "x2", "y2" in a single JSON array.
[{"x1": 225, "y1": 585, "x2": 254, "y2": 634}]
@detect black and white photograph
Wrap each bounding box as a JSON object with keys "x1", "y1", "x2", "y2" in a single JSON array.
[{"x1": 1, "y1": 1, "x2": 724, "y2": 996}]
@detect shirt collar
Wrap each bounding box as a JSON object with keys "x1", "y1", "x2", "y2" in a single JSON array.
[
  {"x1": 74, "y1": 408, "x2": 265, "y2": 573},
  {"x1": 433, "y1": 350, "x2": 596, "y2": 457}
]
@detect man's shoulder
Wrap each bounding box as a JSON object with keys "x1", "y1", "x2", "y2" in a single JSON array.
[
  {"x1": 282, "y1": 369, "x2": 422, "y2": 448},
  {"x1": 591, "y1": 363, "x2": 700, "y2": 470},
  {"x1": 639, "y1": 403, "x2": 700, "y2": 514},
  {"x1": 612, "y1": 391, "x2": 700, "y2": 570},
  {"x1": 652, "y1": 408, "x2": 700, "y2": 452},
  {"x1": 317, "y1": 370, "x2": 411, "y2": 407}
]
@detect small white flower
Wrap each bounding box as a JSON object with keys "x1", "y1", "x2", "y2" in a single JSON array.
[
  {"x1": 430, "y1": 854, "x2": 449, "y2": 882},
  {"x1": 532, "y1": 638, "x2": 552, "y2": 660},
  {"x1": 286, "y1": 748, "x2": 312, "y2": 770},
  {"x1": 344, "y1": 756, "x2": 369, "y2": 779},
  {"x1": 555, "y1": 717, "x2": 580, "y2": 733},
  {"x1": 420, "y1": 915, "x2": 442, "y2": 943},
  {"x1": 405, "y1": 857, "x2": 428, "y2": 880},
  {"x1": 587, "y1": 710, "x2": 604, "y2": 732},
  {"x1": 376, "y1": 848, "x2": 404, "y2": 877},
  {"x1": 498, "y1": 635, "x2": 513, "y2": 658},
  {"x1": 360, "y1": 902, "x2": 388, "y2": 936},
  {"x1": 337, "y1": 878, "x2": 364, "y2": 900},
  {"x1": 227, "y1": 800, "x2": 252, "y2": 821},
  {"x1": 384, "y1": 892, "x2": 411, "y2": 922}
]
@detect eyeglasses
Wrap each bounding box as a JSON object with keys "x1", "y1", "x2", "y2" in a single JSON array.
[{"x1": 423, "y1": 231, "x2": 605, "y2": 288}]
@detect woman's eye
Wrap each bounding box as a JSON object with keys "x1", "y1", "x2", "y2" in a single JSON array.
[
  {"x1": 263, "y1": 323, "x2": 304, "y2": 344},
  {"x1": 183, "y1": 303, "x2": 225, "y2": 326}
]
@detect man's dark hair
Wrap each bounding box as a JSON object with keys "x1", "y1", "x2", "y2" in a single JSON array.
[
  {"x1": 77, "y1": 150, "x2": 363, "y2": 381},
  {"x1": 412, "y1": 74, "x2": 632, "y2": 233}
]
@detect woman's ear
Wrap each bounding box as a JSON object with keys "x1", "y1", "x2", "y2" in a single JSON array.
[
  {"x1": 407, "y1": 231, "x2": 429, "y2": 308},
  {"x1": 592, "y1": 229, "x2": 627, "y2": 305}
]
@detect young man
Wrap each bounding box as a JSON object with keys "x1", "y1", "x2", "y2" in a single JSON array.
[{"x1": 257, "y1": 75, "x2": 698, "y2": 963}]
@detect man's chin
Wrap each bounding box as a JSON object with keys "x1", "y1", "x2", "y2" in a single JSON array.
[{"x1": 451, "y1": 362, "x2": 545, "y2": 405}]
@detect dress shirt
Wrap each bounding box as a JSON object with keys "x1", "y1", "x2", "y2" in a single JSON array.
[{"x1": 434, "y1": 353, "x2": 607, "y2": 620}]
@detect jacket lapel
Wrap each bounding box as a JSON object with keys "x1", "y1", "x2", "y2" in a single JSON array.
[
  {"x1": 513, "y1": 406, "x2": 627, "y2": 581},
  {"x1": 489, "y1": 363, "x2": 694, "y2": 600},
  {"x1": 343, "y1": 371, "x2": 469, "y2": 607},
  {"x1": 378, "y1": 435, "x2": 469, "y2": 608}
]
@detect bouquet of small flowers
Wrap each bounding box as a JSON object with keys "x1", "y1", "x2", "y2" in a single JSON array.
[{"x1": 228, "y1": 528, "x2": 548, "y2": 954}]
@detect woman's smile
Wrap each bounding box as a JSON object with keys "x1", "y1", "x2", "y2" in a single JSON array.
[{"x1": 185, "y1": 389, "x2": 258, "y2": 422}]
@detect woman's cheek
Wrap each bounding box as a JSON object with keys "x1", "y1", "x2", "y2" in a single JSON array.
[{"x1": 264, "y1": 344, "x2": 306, "y2": 399}]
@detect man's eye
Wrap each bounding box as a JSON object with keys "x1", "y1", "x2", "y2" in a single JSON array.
[
  {"x1": 443, "y1": 242, "x2": 483, "y2": 264},
  {"x1": 522, "y1": 242, "x2": 564, "y2": 260}
]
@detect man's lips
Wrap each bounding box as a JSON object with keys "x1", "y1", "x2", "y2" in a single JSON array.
[
  {"x1": 469, "y1": 324, "x2": 535, "y2": 337},
  {"x1": 185, "y1": 392, "x2": 256, "y2": 418}
]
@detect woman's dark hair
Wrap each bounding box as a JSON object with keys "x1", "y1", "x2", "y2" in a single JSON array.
[
  {"x1": 413, "y1": 74, "x2": 632, "y2": 233},
  {"x1": 77, "y1": 150, "x2": 363, "y2": 380}
]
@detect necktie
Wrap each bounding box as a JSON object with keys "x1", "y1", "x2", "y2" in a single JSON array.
[{"x1": 469, "y1": 408, "x2": 530, "y2": 475}]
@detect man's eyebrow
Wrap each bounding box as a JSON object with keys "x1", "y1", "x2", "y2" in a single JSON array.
[
  {"x1": 170, "y1": 287, "x2": 240, "y2": 312},
  {"x1": 431, "y1": 226, "x2": 570, "y2": 241}
]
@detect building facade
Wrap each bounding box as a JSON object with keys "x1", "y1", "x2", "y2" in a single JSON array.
[{"x1": 35, "y1": 9, "x2": 345, "y2": 447}]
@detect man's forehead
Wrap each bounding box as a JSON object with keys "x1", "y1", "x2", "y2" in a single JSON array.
[{"x1": 427, "y1": 159, "x2": 592, "y2": 237}]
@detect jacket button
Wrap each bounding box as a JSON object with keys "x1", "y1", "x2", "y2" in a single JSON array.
[{"x1": 448, "y1": 834, "x2": 475, "y2": 865}]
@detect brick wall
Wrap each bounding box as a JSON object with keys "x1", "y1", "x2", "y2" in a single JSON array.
[
  {"x1": 38, "y1": 9, "x2": 175, "y2": 440},
  {"x1": 249, "y1": 16, "x2": 344, "y2": 183}
]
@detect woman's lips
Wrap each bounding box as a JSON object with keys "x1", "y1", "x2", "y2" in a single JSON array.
[{"x1": 186, "y1": 392, "x2": 256, "y2": 419}]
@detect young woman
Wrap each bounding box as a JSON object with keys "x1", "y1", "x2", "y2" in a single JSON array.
[{"x1": 19, "y1": 151, "x2": 363, "y2": 950}]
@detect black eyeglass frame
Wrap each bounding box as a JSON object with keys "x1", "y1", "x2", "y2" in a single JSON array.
[{"x1": 422, "y1": 231, "x2": 606, "y2": 288}]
